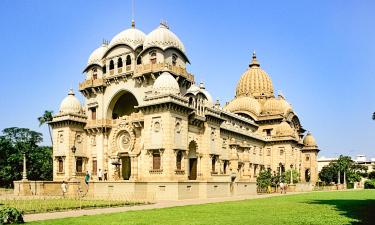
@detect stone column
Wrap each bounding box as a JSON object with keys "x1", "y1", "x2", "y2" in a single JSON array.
[{"x1": 22, "y1": 153, "x2": 27, "y2": 181}]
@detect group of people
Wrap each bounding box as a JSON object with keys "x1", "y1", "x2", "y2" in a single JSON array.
[{"x1": 61, "y1": 168, "x2": 108, "y2": 197}]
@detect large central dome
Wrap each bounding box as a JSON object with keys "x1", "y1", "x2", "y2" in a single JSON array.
[{"x1": 235, "y1": 53, "x2": 274, "y2": 98}]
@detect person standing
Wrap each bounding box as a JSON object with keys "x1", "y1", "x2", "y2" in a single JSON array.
[
  {"x1": 61, "y1": 181, "x2": 67, "y2": 198},
  {"x1": 98, "y1": 169, "x2": 103, "y2": 181},
  {"x1": 85, "y1": 171, "x2": 90, "y2": 186},
  {"x1": 103, "y1": 169, "x2": 108, "y2": 181}
]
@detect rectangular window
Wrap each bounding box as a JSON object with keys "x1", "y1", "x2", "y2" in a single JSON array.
[
  {"x1": 264, "y1": 129, "x2": 272, "y2": 136},
  {"x1": 92, "y1": 160, "x2": 97, "y2": 175},
  {"x1": 212, "y1": 157, "x2": 216, "y2": 172},
  {"x1": 153, "y1": 152, "x2": 161, "y2": 170},
  {"x1": 91, "y1": 108, "x2": 96, "y2": 120},
  {"x1": 267, "y1": 148, "x2": 271, "y2": 156},
  {"x1": 58, "y1": 158, "x2": 64, "y2": 173},
  {"x1": 76, "y1": 157, "x2": 83, "y2": 173},
  {"x1": 176, "y1": 151, "x2": 182, "y2": 170}
]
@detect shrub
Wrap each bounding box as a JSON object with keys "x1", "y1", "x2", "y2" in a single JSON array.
[
  {"x1": 364, "y1": 179, "x2": 375, "y2": 189},
  {"x1": 0, "y1": 207, "x2": 24, "y2": 224},
  {"x1": 368, "y1": 171, "x2": 375, "y2": 179}
]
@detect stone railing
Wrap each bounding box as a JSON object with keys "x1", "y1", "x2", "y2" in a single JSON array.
[
  {"x1": 85, "y1": 119, "x2": 113, "y2": 128},
  {"x1": 134, "y1": 63, "x2": 194, "y2": 82},
  {"x1": 79, "y1": 78, "x2": 106, "y2": 91}
]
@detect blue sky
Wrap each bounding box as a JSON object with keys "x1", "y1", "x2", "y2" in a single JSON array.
[{"x1": 0, "y1": 0, "x2": 374, "y2": 159}]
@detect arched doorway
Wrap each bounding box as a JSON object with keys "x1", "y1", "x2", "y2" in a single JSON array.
[
  {"x1": 121, "y1": 156, "x2": 131, "y2": 180},
  {"x1": 188, "y1": 141, "x2": 198, "y2": 180},
  {"x1": 305, "y1": 169, "x2": 311, "y2": 182},
  {"x1": 107, "y1": 91, "x2": 138, "y2": 119}
]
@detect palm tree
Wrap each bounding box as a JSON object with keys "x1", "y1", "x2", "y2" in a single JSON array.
[{"x1": 38, "y1": 110, "x2": 54, "y2": 145}]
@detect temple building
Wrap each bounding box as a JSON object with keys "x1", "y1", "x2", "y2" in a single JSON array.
[{"x1": 47, "y1": 20, "x2": 319, "y2": 199}]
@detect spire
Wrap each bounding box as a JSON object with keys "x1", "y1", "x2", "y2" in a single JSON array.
[
  {"x1": 131, "y1": 19, "x2": 135, "y2": 28},
  {"x1": 249, "y1": 51, "x2": 260, "y2": 68},
  {"x1": 68, "y1": 88, "x2": 75, "y2": 96}
]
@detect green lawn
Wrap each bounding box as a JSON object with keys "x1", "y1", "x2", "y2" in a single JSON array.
[
  {"x1": 0, "y1": 198, "x2": 144, "y2": 214},
  {"x1": 29, "y1": 190, "x2": 375, "y2": 225}
]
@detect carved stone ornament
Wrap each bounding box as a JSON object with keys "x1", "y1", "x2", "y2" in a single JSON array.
[{"x1": 112, "y1": 119, "x2": 136, "y2": 154}]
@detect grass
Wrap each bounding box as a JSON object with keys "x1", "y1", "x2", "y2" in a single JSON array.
[
  {"x1": 28, "y1": 190, "x2": 375, "y2": 225},
  {"x1": 0, "y1": 197, "x2": 144, "y2": 214}
]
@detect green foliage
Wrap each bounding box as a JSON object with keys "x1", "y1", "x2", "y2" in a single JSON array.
[
  {"x1": 37, "y1": 110, "x2": 53, "y2": 145},
  {"x1": 0, "y1": 127, "x2": 52, "y2": 187},
  {"x1": 256, "y1": 170, "x2": 271, "y2": 189},
  {"x1": 368, "y1": 171, "x2": 375, "y2": 179},
  {"x1": 0, "y1": 207, "x2": 24, "y2": 224},
  {"x1": 283, "y1": 169, "x2": 299, "y2": 184},
  {"x1": 318, "y1": 155, "x2": 367, "y2": 184},
  {"x1": 364, "y1": 180, "x2": 375, "y2": 189}
]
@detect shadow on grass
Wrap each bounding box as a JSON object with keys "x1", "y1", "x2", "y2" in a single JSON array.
[{"x1": 307, "y1": 199, "x2": 375, "y2": 225}]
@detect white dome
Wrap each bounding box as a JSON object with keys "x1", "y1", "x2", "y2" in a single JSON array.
[
  {"x1": 153, "y1": 71, "x2": 180, "y2": 95},
  {"x1": 87, "y1": 44, "x2": 107, "y2": 66},
  {"x1": 143, "y1": 23, "x2": 185, "y2": 53},
  {"x1": 108, "y1": 25, "x2": 146, "y2": 50},
  {"x1": 304, "y1": 132, "x2": 318, "y2": 147},
  {"x1": 262, "y1": 97, "x2": 292, "y2": 115},
  {"x1": 185, "y1": 83, "x2": 213, "y2": 105},
  {"x1": 59, "y1": 89, "x2": 82, "y2": 114},
  {"x1": 224, "y1": 96, "x2": 261, "y2": 116},
  {"x1": 275, "y1": 121, "x2": 294, "y2": 137}
]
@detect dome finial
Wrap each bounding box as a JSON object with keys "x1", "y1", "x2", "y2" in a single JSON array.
[
  {"x1": 131, "y1": 19, "x2": 135, "y2": 28},
  {"x1": 68, "y1": 88, "x2": 74, "y2": 96},
  {"x1": 249, "y1": 51, "x2": 260, "y2": 68}
]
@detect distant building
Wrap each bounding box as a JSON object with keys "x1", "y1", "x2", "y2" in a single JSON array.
[{"x1": 317, "y1": 155, "x2": 375, "y2": 173}]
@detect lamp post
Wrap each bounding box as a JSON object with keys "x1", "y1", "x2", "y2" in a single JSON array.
[
  {"x1": 71, "y1": 145, "x2": 76, "y2": 179},
  {"x1": 22, "y1": 152, "x2": 27, "y2": 181},
  {"x1": 290, "y1": 165, "x2": 293, "y2": 185}
]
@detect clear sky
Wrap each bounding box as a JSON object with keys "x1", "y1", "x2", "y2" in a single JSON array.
[{"x1": 1, "y1": 0, "x2": 374, "y2": 159}]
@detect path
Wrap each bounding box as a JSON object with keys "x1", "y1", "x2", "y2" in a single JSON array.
[{"x1": 24, "y1": 192, "x2": 303, "y2": 222}]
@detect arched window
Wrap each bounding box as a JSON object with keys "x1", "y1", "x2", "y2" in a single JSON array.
[
  {"x1": 172, "y1": 54, "x2": 177, "y2": 66},
  {"x1": 102, "y1": 65, "x2": 107, "y2": 74},
  {"x1": 137, "y1": 56, "x2": 142, "y2": 65},
  {"x1": 117, "y1": 58, "x2": 123, "y2": 68},
  {"x1": 176, "y1": 151, "x2": 182, "y2": 170},
  {"x1": 126, "y1": 55, "x2": 131, "y2": 65},
  {"x1": 58, "y1": 158, "x2": 64, "y2": 173},
  {"x1": 92, "y1": 68, "x2": 97, "y2": 80},
  {"x1": 109, "y1": 60, "x2": 114, "y2": 70},
  {"x1": 150, "y1": 51, "x2": 156, "y2": 64}
]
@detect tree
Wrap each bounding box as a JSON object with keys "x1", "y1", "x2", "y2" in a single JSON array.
[
  {"x1": 0, "y1": 127, "x2": 52, "y2": 187},
  {"x1": 257, "y1": 170, "x2": 272, "y2": 189},
  {"x1": 283, "y1": 169, "x2": 299, "y2": 184},
  {"x1": 38, "y1": 110, "x2": 54, "y2": 145},
  {"x1": 319, "y1": 165, "x2": 337, "y2": 184},
  {"x1": 369, "y1": 171, "x2": 375, "y2": 179}
]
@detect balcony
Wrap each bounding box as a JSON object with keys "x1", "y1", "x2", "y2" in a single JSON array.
[
  {"x1": 79, "y1": 78, "x2": 106, "y2": 91},
  {"x1": 134, "y1": 63, "x2": 194, "y2": 82}
]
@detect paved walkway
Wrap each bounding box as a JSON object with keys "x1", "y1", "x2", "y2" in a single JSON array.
[{"x1": 24, "y1": 192, "x2": 303, "y2": 222}]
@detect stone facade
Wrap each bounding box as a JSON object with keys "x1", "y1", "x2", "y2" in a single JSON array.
[{"x1": 48, "y1": 21, "x2": 319, "y2": 194}]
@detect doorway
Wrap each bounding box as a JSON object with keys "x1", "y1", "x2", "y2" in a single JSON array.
[
  {"x1": 189, "y1": 158, "x2": 197, "y2": 180},
  {"x1": 121, "y1": 156, "x2": 131, "y2": 180}
]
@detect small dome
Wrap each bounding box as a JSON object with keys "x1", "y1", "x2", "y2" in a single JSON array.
[
  {"x1": 224, "y1": 96, "x2": 261, "y2": 116},
  {"x1": 108, "y1": 23, "x2": 146, "y2": 50},
  {"x1": 304, "y1": 132, "x2": 318, "y2": 147},
  {"x1": 153, "y1": 71, "x2": 180, "y2": 95},
  {"x1": 275, "y1": 121, "x2": 294, "y2": 137},
  {"x1": 235, "y1": 53, "x2": 274, "y2": 98},
  {"x1": 59, "y1": 89, "x2": 82, "y2": 114},
  {"x1": 143, "y1": 23, "x2": 185, "y2": 53},
  {"x1": 87, "y1": 44, "x2": 108, "y2": 66},
  {"x1": 262, "y1": 97, "x2": 292, "y2": 115},
  {"x1": 186, "y1": 84, "x2": 200, "y2": 95}
]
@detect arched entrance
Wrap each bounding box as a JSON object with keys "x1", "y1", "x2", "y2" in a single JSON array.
[
  {"x1": 121, "y1": 156, "x2": 131, "y2": 180},
  {"x1": 188, "y1": 141, "x2": 198, "y2": 180},
  {"x1": 107, "y1": 90, "x2": 139, "y2": 119},
  {"x1": 305, "y1": 169, "x2": 311, "y2": 182}
]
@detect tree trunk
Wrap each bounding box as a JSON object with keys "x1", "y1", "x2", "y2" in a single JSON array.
[
  {"x1": 338, "y1": 170, "x2": 341, "y2": 184},
  {"x1": 343, "y1": 171, "x2": 346, "y2": 188}
]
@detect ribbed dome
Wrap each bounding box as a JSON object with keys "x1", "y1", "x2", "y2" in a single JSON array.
[
  {"x1": 224, "y1": 96, "x2": 261, "y2": 116},
  {"x1": 108, "y1": 22, "x2": 146, "y2": 50},
  {"x1": 59, "y1": 89, "x2": 82, "y2": 114},
  {"x1": 304, "y1": 132, "x2": 318, "y2": 147},
  {"x1": 143, "y1": 23, "x2": 185, "y2": 53},
  {"x1": 262, "y1": 97, "x2": 292, "y2": 115},
  {"x1": 236, "y1": 53, "x2": 274, "y2": 98},
  {"x1": 87, "y1": 44, "x2": 108, "y2": 66},
  {"x1": 186, "y1": 84, "x2": 200, "y2": 94},
  {"x1": 275, "y1": 121, "x2": 294, "y2": 137},
  {"x1": 186, "y1": 83, "x2": 213, "y2": 105},
  {"x1": 153, "y1": 71, "x2": 180, "y2": 95}
]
